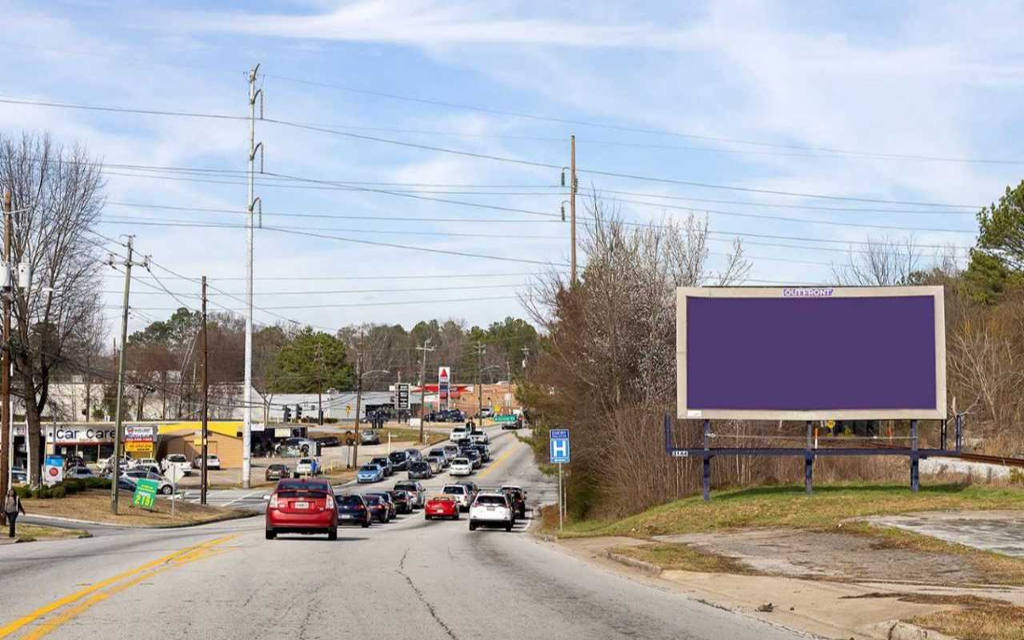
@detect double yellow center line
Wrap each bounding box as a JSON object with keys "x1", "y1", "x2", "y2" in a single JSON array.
[{"x1": 0, "y1": 534, "x2": 237, "y2": 639}]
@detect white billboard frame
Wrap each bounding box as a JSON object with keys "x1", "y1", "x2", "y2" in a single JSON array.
[{"x1": 676, "y1": 286, "x2": 946, "y2": 421}]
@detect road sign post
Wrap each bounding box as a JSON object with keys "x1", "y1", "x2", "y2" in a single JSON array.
[
  {"x1": 43, "y1": 455, "x2": 63, "y2": 487},
  {"x1": 549, "y1": 429, "x2": 570, "y2": 531}
]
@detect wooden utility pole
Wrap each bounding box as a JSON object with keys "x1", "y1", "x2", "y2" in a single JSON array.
[
  {"x1": 200, "y1": 276, "x2": 209, "y2": 505},
  {"x1": 475, "y1": 343, "x2": 485, "y2": 424},
  {"x1": 0, "y1": 190, "x2": 10, "y2": 502},
  {"x1": 351, "y1": 352, "x2": 363, "y2": 468},
  {"x1": 110, "y1": 237, "x2": 146, "y2": 514},
  {"x1": 570, "y1": 134, "x2": 577, "y2": 285},
  {"x1": 416, "y1": 339, "x2": 433, "y2": 444}
]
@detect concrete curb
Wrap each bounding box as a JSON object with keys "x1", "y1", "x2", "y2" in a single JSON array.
[
  {"x1": 867, "y1": 621, "x2": 959, "y2": 640},
  {"x1": 601, "y1": 551, "x2": 664, "y2": 577}
]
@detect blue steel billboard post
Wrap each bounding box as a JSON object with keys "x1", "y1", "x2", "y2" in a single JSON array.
[
  {"x1": 671, "y1": 286, "x2": 952, "y2": 501},
  {"x1": 549, "y1": 429, "x2": 570, "y2": 530}
]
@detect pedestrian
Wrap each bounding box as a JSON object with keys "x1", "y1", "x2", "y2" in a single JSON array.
[{"x1": 5, "y1": 488, "x2": 26, "y2": 538}]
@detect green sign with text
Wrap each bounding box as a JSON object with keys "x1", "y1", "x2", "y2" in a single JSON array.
[
  {"x1": 494, "y1": 414, "x2": 516, "y2": 423},
  {"x1": 132, "y1": 478, "x2": 159, "y2": 511}
]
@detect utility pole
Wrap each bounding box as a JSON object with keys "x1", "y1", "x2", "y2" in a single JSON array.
[
  {"x1": 351, "y1": 352, "x2": 363, "y2": 468},
  {"x1": 200, "y1": 276, "x2": 208, "y2": 506},
  {"x1": 0, "y1": 190, "x2": 10, "y2": 502},
  {"x1": 475, "y1": 343, "x2": 486, "y2": 424},
  {"x1": 242, "y1": 63, "x2": 264, "y2": 490},
  {"x1": 570, "y1": 134, "x2": 577, "y2": 285},
  {"x1": 110, "y1": 236, "x2": 146, "y2": 515},
  {"x1": 416, "y1": 339, "x2": 434, "y2": 443},
  {"x1": 520, "y1": 346, "x2": 530, "y2": 380},
  {"x1": 314, "y1": 343, "x2": 325, "y2": 426}
]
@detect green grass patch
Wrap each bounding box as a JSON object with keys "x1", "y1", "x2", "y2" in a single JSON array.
[{"x1": 550, "y1": 482, "x2": 1024, "y2": 539}]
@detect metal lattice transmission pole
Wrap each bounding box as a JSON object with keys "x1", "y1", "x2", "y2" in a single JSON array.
[
  {"x1": 242, "y1": 63, "x2": 264, "y2": 490},
  {"x1": 416, "y1": 339, "x2": 434, "y2": 443},
  {"x1": 109, "y1": 237, "x2": 148, "y2": 514}
]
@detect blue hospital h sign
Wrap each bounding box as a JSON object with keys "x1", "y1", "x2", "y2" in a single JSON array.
[{"x1": 549, "y1": 429, "x2": 570, "y2": 464}]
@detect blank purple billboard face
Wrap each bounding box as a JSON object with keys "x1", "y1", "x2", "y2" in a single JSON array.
[{"x1": 678, "y1": 287, "x2": 946, "y2": 420}]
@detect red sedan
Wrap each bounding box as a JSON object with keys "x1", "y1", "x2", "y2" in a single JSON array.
[
  {"x1": 424, "y1": 494, "x2": 460, "y2": 520},
  {"x1": 265, "y1": 479, "x2": 338, "y2": 540}
]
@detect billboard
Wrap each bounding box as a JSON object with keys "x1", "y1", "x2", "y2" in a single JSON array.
[{"x1": 677, "y1": 286, "x2": 946, "y2": 420}]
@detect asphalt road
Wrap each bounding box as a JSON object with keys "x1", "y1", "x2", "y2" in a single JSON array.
[{"x1": 0, "y1": 427, "x2": 802, "y2": 640}]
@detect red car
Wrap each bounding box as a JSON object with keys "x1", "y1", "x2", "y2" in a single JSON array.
[
  {"x1": 265, "y1": 479, "x2": 338, "y2": 540},
  {"x1": 424, "y1": 494, "x2": 460, "y2": 520}
]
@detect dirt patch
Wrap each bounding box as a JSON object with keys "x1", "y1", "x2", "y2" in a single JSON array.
[
  {"x1": 22, "y1": 489, "x2": 246, "y2": 527},
  {"x1": 849, "y1": 593, "x2": 1024, "y2": 640},
  {"x1": 652, "y1": 527, "x2": 1023, "y2": 586}
]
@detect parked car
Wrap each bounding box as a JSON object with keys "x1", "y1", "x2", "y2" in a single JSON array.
[
  {"x1": 66, "y1": 466, "x2": 95, "y2": 480},
  {"x1": 357, "y1": 464, "x2": 384, "y2": 484},
  {"x1": 63, "y1": 455, "x2": 86, "y2": 470},
  {"x1": 393, "y1": 481, "x2": 426, "y2": 509},
  {"x1": 425, "y1": 456, "x2": 444, "y2": 475},
  {"x1": 117, "y1": 475, "x2": 137, "y2": 491},
  {"x1": 122, "y1": 470, "x2": 174, "y2": 495},
  {"x1": 11, "y1": 467, "x2": 27, "y2": 484},
  {"x1": 449, "y1": 458, "x2": 472, "y2": 477},
  {"x1": 336, "y1": 494, "x2": 372, "y2": 528},
  {"x1": 315, "y1": 436, "x2": 340, "y2": 448},
  {"x1": 132, "y1": 463, "x2": 163, "y2": 477},
  {"x1": 129, "y1": 457, "x2": 159, "y2": 469},
  {"x1": 369, "y1": 456, "x2": 394, "y2": 477},
  {"x1": 388, "y1": 450, "x2": 411, "y2": 471},
  {"x1": 367, "y1": 492, "x2": 397, "y2": 520},
  {"x1": 360, "y1": 430, "x2": 381, "y2": 445},
  {"x1": 280, "y1": 437, "x2": 318, "y2": 456},
  {"x1": 425, "y1": 494, "x2": 459, "y2": 520},
  {"x1": 386, "y1": 490, "x2": 412, "y2": 514},
  {"x1": 499, "y1": 486, "x2": 528, "y2": 519},
  {"x1": 442, "y1": 483, "x2": 473, "y2": 511},
  {"x1": 471, "y1": 444, "x2": 490, "y2": 463},
  {"x1": 478, "y1": 408, "x2": 494, "y2": 419},
  {"x1": 162, "y1": 454, "x2": 192, "y2": 477},
  {"x1": 265, "y1": 463, "x2": 290, "y2": 481},
  {"x1": 469, "y1": 492, "x2": 515, "y2": 532},
  {"x1": 265, "y1": 479, "x2": 338, "y2": 540},
  {"x1": 192, "y1": 455, "x2": 221, "y2": 470},
  {"x1": 362, "y1": 494, "x2": 390, "y2": 523},
  {"x1": 294, "y1": 458, "x2": 321, "y2": 477},
  {"x1": 407, "y1": 461, "x2": 432, "y2": 480}
]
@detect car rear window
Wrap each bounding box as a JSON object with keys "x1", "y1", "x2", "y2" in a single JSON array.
[
  {"x1": 340, "y1": 495, "x2": 363, "y2": 506},
  {"x1": 394, "y1": 483, "x2": 416, "y2": 491},
  {"x1": 278, "y1": 480, "x2": 329, "y2": 492},
  {"x1": 388, "y1": 452, "x2": 407, "y2": 461},
  {"x1": 477, "y1": 496, "x2": 507, "y2": 506},
  {"x1": 452, "y1": 458, "x2": 468, "y2": 465},
  {"x1": 363, "y1": 496, "x2": 381, "y2": 505},
  {"x1": 430, "y1": 495, "x2": 453, "y2": 502},
  {"x1": 443, "y1": 486, "x2": 466, "y2": 495}
]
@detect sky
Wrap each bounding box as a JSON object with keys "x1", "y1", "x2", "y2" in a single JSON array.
[{"x1": 2, "y1": 0, "x2": 1023, "y2": 336}]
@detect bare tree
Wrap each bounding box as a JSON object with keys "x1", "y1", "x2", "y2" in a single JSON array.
[
  {"x1": 833, "y1": 234, "x2": 921, "y2": 286},
  {"x1": 0, "y1": 133, "x2": 105, "y2": 484}
]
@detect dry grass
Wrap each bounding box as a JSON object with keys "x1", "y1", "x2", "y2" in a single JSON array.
[
  {"x1": 8, "y1": 523, "x2": 89, "y2": 542},
  {"x1": 382, "y1": 428, "x2": 448, "y2": 447},
  {"x1": 550, "y1": 483, "x2": 1024, "y2": 538},
  {"x1": 610, "y1": 543, "x2": 753, "y2": 574},
  {"x1": 22, "y1": 489, "x2": 246, "y2": 526},
  {"x1": 848, "y1": 593, "x2": 1024, "y2": 640}
]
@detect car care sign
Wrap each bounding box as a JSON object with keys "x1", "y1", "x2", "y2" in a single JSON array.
[{"x1": 44, "y1": 455, "x2": 64, "y2": 486}]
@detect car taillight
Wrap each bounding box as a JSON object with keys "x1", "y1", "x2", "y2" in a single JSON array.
[
  {"x1": 326, "y1": 495, "x2": 335, "y2": 509},
  {"x1": 356, "y1": 505, "x2": 365, "y2": 511},
  {"x1": 269, "y1": 494, "x2": 279, "y2": 509}
]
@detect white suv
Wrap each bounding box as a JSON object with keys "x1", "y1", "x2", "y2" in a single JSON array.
[
  {"x1": 442, "y1": 484, "x2": 472, "y2": 511},
  {"x1": 469, "y1": 492, "x2": 514, "y2": 532},
  {"x1": 449, "y1": 426, "x2": 469, "y2": 441},
  {"x1": 161, "y1": 454, "x2": 192, "y2": 477},
  {"x1": 294, "y1": 458, "x2": 321, "y2": 476}
]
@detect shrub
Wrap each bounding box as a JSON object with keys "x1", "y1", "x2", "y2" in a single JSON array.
[
  {"x1": 49, "y1": 486, "x2": 66, "y2": 499},
  {"x1": 13, "y1": 486, "x2": 32, "y2": 499}
]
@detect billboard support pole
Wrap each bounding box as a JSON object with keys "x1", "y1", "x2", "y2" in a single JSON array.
[
  {"x1": 663, "y1": 413, "x2": 672, "y2": 454},
  {"x1": 702, "y1": 419, "x2": 711, "y2": 502},
  {"x1": 954, "y1": 414, "x2": 963, "y2": 453},
  {"x1": 804, "y1": 420, "x2": 814, "y2": 495},
  {"x1": 910, "y1": 419, "x2": 920, "y2": 493}
]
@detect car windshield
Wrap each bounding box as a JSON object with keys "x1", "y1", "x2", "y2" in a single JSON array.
[{"x1": 477, "y1": 495, "x2": 507, "y2": 506}]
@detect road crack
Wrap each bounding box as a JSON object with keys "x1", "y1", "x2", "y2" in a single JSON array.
[{"x1": 396, "y1": 547, "x2": 459, "y2": 640}]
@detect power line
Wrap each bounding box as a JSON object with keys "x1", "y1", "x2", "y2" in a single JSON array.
[
  {"x1": 0, "y1": 95, "x2": 987, "y2": 208},
  {"x1": 108, "y1": 294, "x2": 525, "y2": 311}
]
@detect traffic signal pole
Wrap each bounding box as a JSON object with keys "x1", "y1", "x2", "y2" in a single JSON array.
[{"x1": 201, "y1": 276, "x2": 208, "y2": 506}]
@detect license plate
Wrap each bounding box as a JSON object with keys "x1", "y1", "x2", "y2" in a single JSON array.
[
  {"x1": 295, "y1": 501, "x2": 309, "y2": 509},
  {"x1": 340, "y1": 514, "x2": 352, "y2": 519},
  {"x1": 487, "y1": 507, "x2": 494, "y2": 511}
]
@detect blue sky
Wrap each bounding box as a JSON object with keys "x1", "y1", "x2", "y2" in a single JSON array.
[{"x1": 3, "y1": 0, "x2": 1023, "y2": 334}]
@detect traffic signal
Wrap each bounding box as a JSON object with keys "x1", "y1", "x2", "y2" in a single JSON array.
[
  {"x1": 283, "y1": 405, "x2": 292, "y2": 422},
  {"x1": 295, "y1": 404, "x2": 303, "y2": 422}
]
